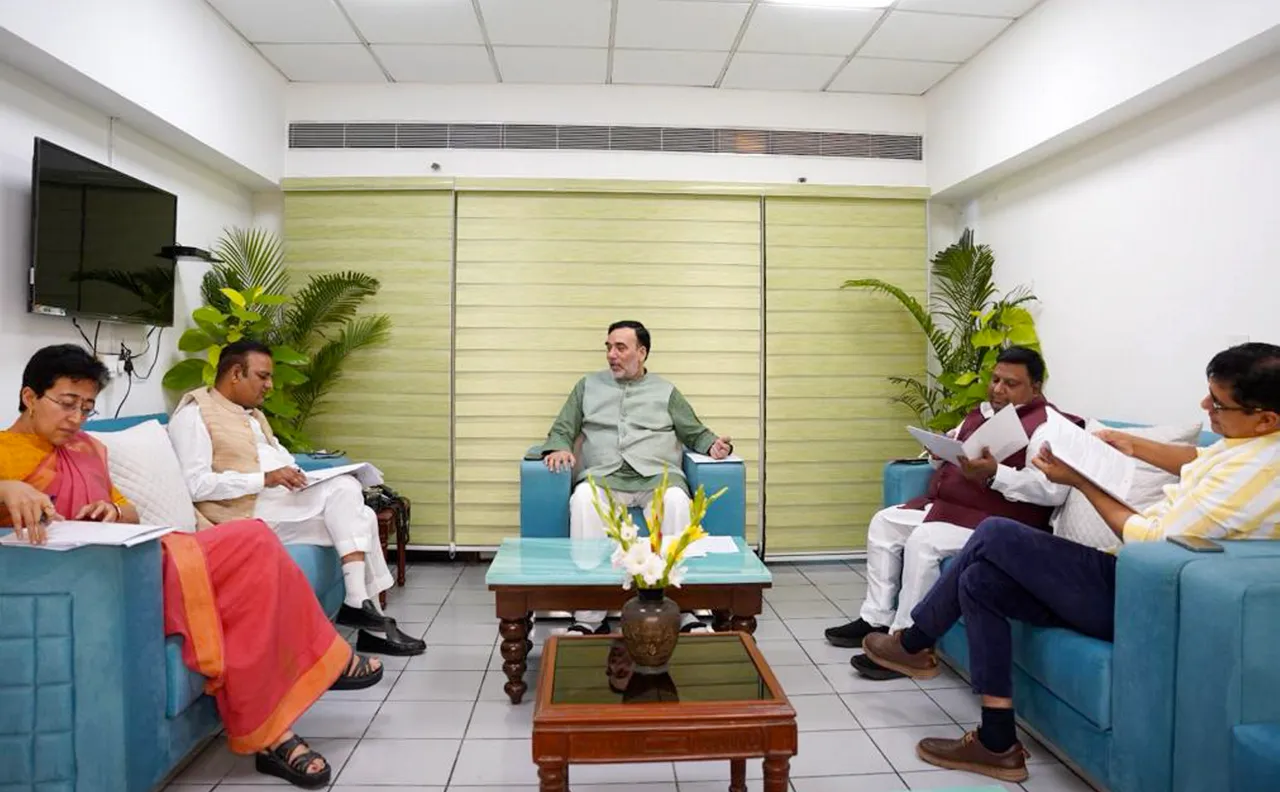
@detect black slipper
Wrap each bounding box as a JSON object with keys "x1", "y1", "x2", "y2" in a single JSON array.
[
  {"x1": 329, "y1": 652, "x2": 384, "y2": 691},
  {"x1": 851, "y1": 651, "x2": 907, "y2": 680},
  {"x1": 255, "y1": 735, "x2": 330, "y2": 789}
]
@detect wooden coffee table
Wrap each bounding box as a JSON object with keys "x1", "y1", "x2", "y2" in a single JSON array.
[
  {"x1": 486, "y1": 537, "x2": 773, "y2": 704},
  {"x1": 532, "y1": 632, "x2": 797, "y2": 791}
]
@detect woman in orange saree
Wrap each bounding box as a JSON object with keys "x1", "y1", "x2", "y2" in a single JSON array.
[{"x1": 0, "y1": 345, "x2": 384, "y2": 788}]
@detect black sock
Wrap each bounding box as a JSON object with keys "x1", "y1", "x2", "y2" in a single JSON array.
[
  {"x1": 977, "y1": 706, "x2": 1017, "y2": 753},
  {"x1": 899, "y1": 626, "x2": 933, "y2": 655}
]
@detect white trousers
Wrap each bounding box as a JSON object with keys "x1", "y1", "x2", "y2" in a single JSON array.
[
  {"x1": 258, "y1": 475, "x2": 394, "y2": 598},
  {"x1": 569, "y1": 481, "x2": 692, "y2": 626},
  {"x1": 858, "y1": 505, "x2": 971, "y2": 632}
]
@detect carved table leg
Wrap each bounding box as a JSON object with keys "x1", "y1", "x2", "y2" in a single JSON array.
[
  {"x1": 499, "y1": 618, "x2": 530, "y2": 704},
  {"x1": 729, "y1": 614, "x2": 757, "y2": 636},
  {"x1": 729, "y1": 758, "x2": 746, "y2": 792},
  {"x1": 762, "y1": 756, "x2": 790, "y2": 792},
  {"x1": 712, "y1": 609, "x2": 732, "y2": 632},
  {"x1": 537, "y1": 761, "x2": 567, "y2": 792}
]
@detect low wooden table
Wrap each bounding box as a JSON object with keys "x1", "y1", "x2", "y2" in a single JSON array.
[
  {"x1": 486, "y1": 537, "x2": 773, "y2": 704},
  {"x1": 532, "y1": 632, "x2": 797, "y2": 792}
]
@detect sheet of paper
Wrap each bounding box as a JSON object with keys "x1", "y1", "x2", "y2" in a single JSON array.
[
  {"x1": 1044, "y1": 410, "x2": 1138, "y2": 510},
  {"x1": 961, "y1": 403, "x2": 1030, "y2": 462},
  {"x1": 0, "y1": 521, "x2": 175, "y2": 551},
  {"x1": 659, "y1": 535, "x2": 739, "y2": 558},
  {"x1": 907, "y1": 426, "x2": 965, "y2": 465},
  {"x1": 684, "y1": 452, "x2": 744, "y2": 464},
  {"x1": 302, "y1": 462, "x2": 384, "y2": 489}
]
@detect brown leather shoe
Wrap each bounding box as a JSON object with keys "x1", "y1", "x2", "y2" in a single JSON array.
[
  {"x1": 861, "y1": 631, "x2": 940, "y2": 679},
  {"x1": 916, "y1": 730, "x2": 1029, "y2": 783}
]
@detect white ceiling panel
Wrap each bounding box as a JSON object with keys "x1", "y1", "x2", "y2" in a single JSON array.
[
  {"x1": 495, "y1": 47, "x2": 608, "y2": 84},
  {"x1": 479, "y1": 0, "x2": 612, "y2": 47},
  {"x1": 828, "y1": 56, "x2": 956, "y2": 95},
  {"x1": 721, "y1": 53, "x2": 844, "y2": 91},
  {"x1": 859, "y1": 10, "x2": 1011, "y2": 62},
  {"x1": 611, "y1": 49, "x2": 727, "y2": 87},
  {"x1": 373, "y1": 44, "x2": 497, "y2": 83},
  {"x1": 895, "y1": 0, "x2": 1042, "y2": 18},
  {"x1": 257, "y1": 44, "x2": 384, "y2": 81},
  {"x1": 739, "y1": 4, "x2": 880, "y2": 56},
  {"x1": 343, "y1": 0, "x2": 484, "y2": 45},
  {"x1": 208, "y1": 0, "x2": 357, "y2": 43},
  {"x1": 615, "y1": 0, "x2": 750, "y2": 51}
]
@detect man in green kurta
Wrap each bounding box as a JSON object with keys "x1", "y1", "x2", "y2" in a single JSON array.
[{"x1": 541, "y1": 320, "x2": 733, "y2": 633}]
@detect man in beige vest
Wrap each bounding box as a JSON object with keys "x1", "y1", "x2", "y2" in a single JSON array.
[{"x1": 168, "y1": 339, "x2": 424, "y2": 656}]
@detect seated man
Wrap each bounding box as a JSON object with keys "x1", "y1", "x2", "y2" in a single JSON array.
[
  {"x1": 1, "y1": 344, "x2": 385, "y2": 788},
  {"x1": 541, "y1": 320, "x2": 733, "y2": 634},
  {"x1": 168, "y1": 339, "x2": 423, "y2": 657},
  {"x1": 826, "y1": 346, "x2": 1079, "y2": 680},
  {"x1": 861, "y1": 342, "x2": 1280, "y2": 782}
]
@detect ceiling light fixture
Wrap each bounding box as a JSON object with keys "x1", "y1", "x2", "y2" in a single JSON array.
[{"x1": 763, "y1": 0, "x2": 895, "y2": 8}]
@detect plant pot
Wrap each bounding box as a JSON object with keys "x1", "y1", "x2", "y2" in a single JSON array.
[{"x1": 620, "y1": 588, "x2": 680, "y2": 675}]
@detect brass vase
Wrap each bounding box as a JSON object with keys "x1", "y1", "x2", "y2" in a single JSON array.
[{"x1": 620, "y1": 587, "x2": 680, "y2": 674}]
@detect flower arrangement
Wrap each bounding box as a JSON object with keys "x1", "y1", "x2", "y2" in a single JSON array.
[{"x1": 589, "y1": 466, "x2": 727, "y2": 591}]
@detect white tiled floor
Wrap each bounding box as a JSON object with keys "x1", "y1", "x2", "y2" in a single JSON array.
[{"x1": 164, "y1": 559, "x2": 1097, "y2": 792}]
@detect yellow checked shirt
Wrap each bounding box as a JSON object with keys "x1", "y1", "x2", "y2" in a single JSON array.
[{"x1": 1123, "y1": 432, "x2": 1280, "y2": 542}]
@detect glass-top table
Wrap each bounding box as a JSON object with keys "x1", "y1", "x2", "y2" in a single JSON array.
[{"x1": 485, "y1": 537, "x2": 773, "y2": 704}]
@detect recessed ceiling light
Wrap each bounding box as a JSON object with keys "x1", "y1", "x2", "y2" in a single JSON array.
[{"x1": 763, "y1": 0, "x2": 894, "y2": 8}]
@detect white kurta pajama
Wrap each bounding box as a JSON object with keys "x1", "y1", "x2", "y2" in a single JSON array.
[
  {"x1": 168, "y1": 404, "x2": 394, "y2": 599},
  {"x1": 860, "y1": 402, "x2": 1070, "y2": 632}
]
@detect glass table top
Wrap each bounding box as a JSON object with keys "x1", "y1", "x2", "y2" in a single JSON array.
[
  {"x1": 485, "y1": 537, "x2": 772, "y2": 586},
  {"x1": 549, "y1": 634, "x2": 779, "y2": 705}
]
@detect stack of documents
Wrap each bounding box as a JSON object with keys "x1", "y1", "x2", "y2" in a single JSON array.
[
  {"x1": 907, "y1": 404, "x2": 1030, "y2": 465},
  {"x1": 303, "y1": 462, "x2": 384, "y2": 489},
  {"x1": 1041, "y1": 410, "x2": 1138, "y2": 509},
  {"x1": 0, "y1": 521, "x2": 175, "y2": 551}
]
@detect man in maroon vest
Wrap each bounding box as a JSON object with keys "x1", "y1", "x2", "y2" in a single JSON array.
[{"x1": 825, "y1": 347, "x2": 1083, "y2": 679}]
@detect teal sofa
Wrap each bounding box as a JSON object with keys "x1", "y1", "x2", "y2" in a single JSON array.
[
  {"x1": 0, "y1": 413, "x2": 348, "y2": 791},
  {"x1": 882, "y1": 421, "x2": 1280, "y2": 792}
]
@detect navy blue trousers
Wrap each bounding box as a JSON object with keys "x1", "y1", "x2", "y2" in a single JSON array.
[{"x1": 909, "y1": 517, "x2": 1118, "y2": 698}]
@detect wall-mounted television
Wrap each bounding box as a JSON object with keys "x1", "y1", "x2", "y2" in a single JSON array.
[{"x1": 29, "y1": 138, "x2": 178, "y2": 326}]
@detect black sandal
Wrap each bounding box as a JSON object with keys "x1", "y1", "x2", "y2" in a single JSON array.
[
  {"x1": 330, "y1": 652, "x2": 383, "y2": 691},
  {"x1": 255, "y1": 734, "x2": 330, "y2": 789}
]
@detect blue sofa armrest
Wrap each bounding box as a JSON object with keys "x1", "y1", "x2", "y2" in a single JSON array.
[
  {"x1": 0, "y1": 539, "x2": 173, "y2": 792},
  {"x1": 1232, "y1": 723, "x2": 1280, "y2": 792},
  {"x1": 882, "y1": 459, "x2": 933, "y2": 508},
  {"x1": 520, "y1": 444, "x2": 571, "y2": 538},
  {"x1": 683, "y1": 452, "x2": 745, "y2": 538}
]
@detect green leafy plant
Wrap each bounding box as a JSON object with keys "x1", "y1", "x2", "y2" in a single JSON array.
[
  {"x1": 163, "y1": 227, "x2": 391, "y2": 450},
  {"x1": 841, "y1": 228, "x2": 1041, "y2": 431}
]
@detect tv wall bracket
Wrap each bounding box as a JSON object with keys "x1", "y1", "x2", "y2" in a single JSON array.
[{"x1": 158, "y1": 245, "x2": 222, "y2": 262}]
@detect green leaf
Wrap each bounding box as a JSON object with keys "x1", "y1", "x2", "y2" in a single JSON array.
[
  {"x1": 162, "y1": 358, "x2": 209, "y2": 392},
  {"x1": 177, "y1": 328, "x2": 217, "y2": 353},
  {"x1": 230, "y1": 306, "x2": 262, "y2": 323},
  {"x1": 1007, "y1": 325, "x2": 1040, "y2": 346},
  {"x1": 220, "y1": 288, "x2": 247, "y2": 308},
  {"x1": 272, "y1": 345, "x2": 309, "y2": 366},
  {"x1": 953, "y1": 371, "x2": 978, "y2": 386},
  {"x1": 971, "y1": 327, "x2": 1005, "y2": 347},
  {"x1": 255, "y1": 294, "x2": 289, "y2": 306},
  {"x1": 272, "y1": 363, "x2": 309, "y2": 386},
  {"x1": 227, "y1": 329, "x2": 243, "y2": 343},
  {"x1": 193, "y1": 306, "x2": 227, "y2": 326},
  {"x1": 263, "y1": 389, "x2": 300, "y2": 418}
]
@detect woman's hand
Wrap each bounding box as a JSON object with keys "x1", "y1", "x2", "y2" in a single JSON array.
[
  {"x1": 0, "y1": 480, "x2": 60, "y2": 544},
  {"x1": 1031, "y1": 443, "x2": 1087, "y2": 488},
  {"x1": 74, "y1": 500, "x2": 122, "y2": 523}
]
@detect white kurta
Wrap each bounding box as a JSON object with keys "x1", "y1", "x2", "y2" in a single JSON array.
[
  {"x1": 168, "y1": 403, "x2": 393, "y2": 596},
  {"x1": 858, "y1": 402, "x2": 1071, "y2": 632}
]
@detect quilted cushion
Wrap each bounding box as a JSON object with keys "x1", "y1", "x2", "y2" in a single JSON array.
[{"x1": 88, "y1": 420, "x2": 197, "y2": 530}]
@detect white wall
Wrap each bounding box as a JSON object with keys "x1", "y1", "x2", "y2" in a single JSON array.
[
  {"x1": 286, "y1": 83, "x2": 927, "y2": 186},
  {"x1": 927, "y1": 0, "x2": 1280, "y2": 197},
  {"x1": 957, "y1": 52, "x2": 1280, "y2": 426},
  {"x1": 0, "y1": 62, "x2": 253, "y2": 422},
  {"x1": 0, "y1": 0, "x2": 287, "y2": 186}
]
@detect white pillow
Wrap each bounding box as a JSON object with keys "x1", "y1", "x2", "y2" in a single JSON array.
[
  {"x1": 1052, "y1": 419, "x2": 1205, "y2": 552},
  {"x1": 88, "y1": 420, "x2": 198, "y2": 531}
]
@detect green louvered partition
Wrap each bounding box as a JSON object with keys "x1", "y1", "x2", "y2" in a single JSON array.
[
  {"x1": 283, "y1": 191, "x2": 453, "y2": 544},
  {"x1": 764, "y1": 197, "x2": 927, "y2": 553},
  {"x1": 452, "y1": 192, "x2": 762, "y2": 547}
]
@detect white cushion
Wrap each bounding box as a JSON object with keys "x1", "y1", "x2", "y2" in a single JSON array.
[
  {"x1": 1052, "y1": 419, "x2": 1205, "y2": 552},
  {"x1": 88, "y1": 420, "x2": 198, "y2": 531}
]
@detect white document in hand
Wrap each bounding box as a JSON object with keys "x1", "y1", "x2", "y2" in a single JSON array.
[
  {"x1": 907, "y1": 426, "x2": 965, "y2": 465},
  {"x1": 302, "y1": 462, "x2": 384, "y2": 489},
  {"x1": 961, "y1": 404, "x2": 1030, "y2": 462},
  {"x1": 1043, "y1": 410, "x2": 1138, "y2": 510},
  {"x1": 0, "y1": 521, "x2": 175, "y2": 551}
]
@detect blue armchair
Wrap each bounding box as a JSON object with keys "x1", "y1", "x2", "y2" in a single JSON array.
[
  {"x1": 881, "y1": 421, "x2": 1280, "y2": 792},
  {"x1": 520, "y1": 447, "x2": 747, "y2": 538},
  {"x1": 0, "y1": 413, "x2": 347, "y2": 792}
]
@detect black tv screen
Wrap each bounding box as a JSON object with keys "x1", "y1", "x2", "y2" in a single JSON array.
[{"x1": 29, "y1": 138, "x2": 177, "y2": 326}]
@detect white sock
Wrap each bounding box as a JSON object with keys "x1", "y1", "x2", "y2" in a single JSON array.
[{"x1": 343, "y1": 560, "x2": 371, "y2": 608}]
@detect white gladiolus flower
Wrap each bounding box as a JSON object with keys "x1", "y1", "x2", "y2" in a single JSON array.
[
  {"x1": 667, "y1": 565, "x2": 687, "y2": 588},
  {"x1": 611, "y1": 545, "x2": 626, "y2": 569},
  {"x1": 638, "y1": 553, "x2": 666, "y2": 586},
  {"x1": 622, "y1": 542, "x2": 652, "y2": 577},
  {"x1": 620, "y1": 520, "x2": 639, "y2": 543}
]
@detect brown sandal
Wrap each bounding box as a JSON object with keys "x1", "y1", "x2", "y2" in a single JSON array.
[{"x1": 255, "y1": 734, "x2": 330, "y2": 789}]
